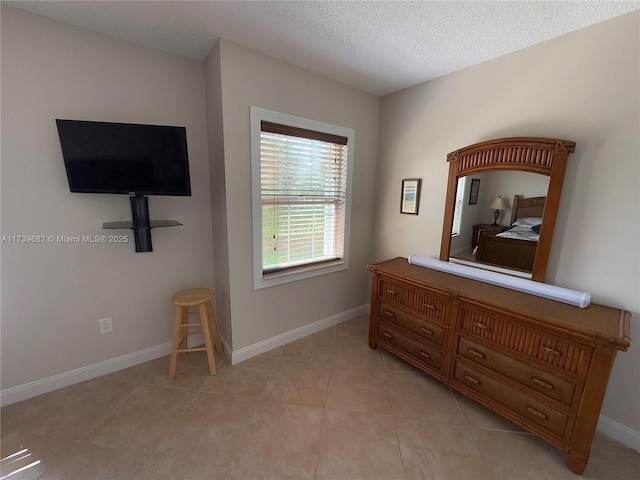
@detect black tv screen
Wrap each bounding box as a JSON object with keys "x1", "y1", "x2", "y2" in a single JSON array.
[{"x1": 56, "y1": 119, "x2": 191, "y2": 196}]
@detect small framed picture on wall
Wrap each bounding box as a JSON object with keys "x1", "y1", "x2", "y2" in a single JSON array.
[
  {"x1": 400, "y1": 178, "x2": 422, "y2": 215},
  {"x1": 468, "y1": 178, "x2": 480, "y2": 205}
]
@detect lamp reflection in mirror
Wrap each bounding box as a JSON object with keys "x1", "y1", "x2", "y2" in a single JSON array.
[{"x1": 489, "y1": 196, "x2": 506, "y2": 226}]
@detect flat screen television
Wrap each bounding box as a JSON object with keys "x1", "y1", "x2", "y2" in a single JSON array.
[{"x1": 56, "y1": 119, "x2": 191, "y2": 196}]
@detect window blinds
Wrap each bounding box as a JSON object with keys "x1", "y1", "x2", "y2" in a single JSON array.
[{"x1": 260, "y1": 121, "x2": 348, "y2": 274}]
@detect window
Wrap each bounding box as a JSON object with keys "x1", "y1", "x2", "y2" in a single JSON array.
[
  {"x1": 452, "y1": 177, "x2": 466, "y2": 236},
  {"x1": 251, "y1": 107, "x2": 354, "y2": 289}
]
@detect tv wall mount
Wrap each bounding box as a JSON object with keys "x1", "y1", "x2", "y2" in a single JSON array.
[{"x1": 102, "y1": 195, "x2": 181, "y2": 252}]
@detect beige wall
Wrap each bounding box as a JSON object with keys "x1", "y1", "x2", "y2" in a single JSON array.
[
  {"x1": 1, "y1": 7, "x2": 215, "y2": 389},
  {"x1": 2, "y1": 2, "x2": 636, "y2": 442},
  {"x1": 203, "y1": 42, "x2": 232, "y2": 348},
  {"x1": 214, "y1": 39, "x2": 380, "y2": 350},
  {"x1": 374, "y1": 12, "x2": 639, "y2": 433},
  {"x1": 0, "y1": 7, "x2": 379, "y2": 394}
]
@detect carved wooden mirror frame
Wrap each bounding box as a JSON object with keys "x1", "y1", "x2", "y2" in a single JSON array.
[{"x1": 439, "y1": 137, "x2": 576, "y2": 282}]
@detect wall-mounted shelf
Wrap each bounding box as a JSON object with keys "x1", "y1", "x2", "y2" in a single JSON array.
[
  {"x1": 103, "y1": 220, "x2": 182, "y2": 229},
  {"x1": 102, "y1": 195, "x2": 182, "y2": 252}
]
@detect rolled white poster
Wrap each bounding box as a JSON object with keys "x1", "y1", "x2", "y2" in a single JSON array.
[{"x1": 407, "y1": 255, "x2": 591, "y2": 308}]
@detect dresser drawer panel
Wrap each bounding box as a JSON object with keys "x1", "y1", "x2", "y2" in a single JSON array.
[
  {"x1": 457, "y1": 336, "x2": 577, "y2": 405},
  {"x1": 379, "y1": 278, "x2": 449, "y2": 323},
  {"x1": 377, "y1": 322, "x2": 442, "y2": 371},
  {"x1": 378, "y1": 302, "x2": 445, "y2": 346},
  {"x1": 454, "y1": 362, "x2": 569, "y2": 438},
  {"x1": 459, "y1": 308, "x2": 592, "y2": 377}
]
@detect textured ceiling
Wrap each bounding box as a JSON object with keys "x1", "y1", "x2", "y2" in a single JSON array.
[{"x1": 5, "y1": 1, "x2": 640, "y2": 96}]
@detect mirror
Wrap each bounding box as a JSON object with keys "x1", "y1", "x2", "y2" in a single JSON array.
[
  {"x1": 439, "y1": 137, "x2": 576, "y2": 282},
  {"x1": 448, "y1": 171, "x2": 549, "y2": 278}
]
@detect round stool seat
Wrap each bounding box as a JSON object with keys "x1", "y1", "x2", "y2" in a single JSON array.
[{"x1": 171, "y1": 287, "x2": 214, "y2": 307}]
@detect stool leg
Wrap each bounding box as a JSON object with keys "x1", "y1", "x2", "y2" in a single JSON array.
[
  {"x1": 205, "y1": 300, "x2": 222, "y2": 352},
  {"x1": 199, "y1": 303, "x2": 217, "y2": 375},
  {"x1": 178, "y1": 307, "x2": 189, "y2": 354},
  {"x1": 169, "y1": 306, "x2": 183, "y2": 379}
]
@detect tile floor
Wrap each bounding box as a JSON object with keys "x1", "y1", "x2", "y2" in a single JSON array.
[{"x1": 1, "y1": 315, "x2": 639, "y2": 479}]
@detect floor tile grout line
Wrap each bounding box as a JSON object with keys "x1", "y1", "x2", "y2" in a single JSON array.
[
  {"x1": 150, "y1": 349, "x2": 237, "y2": 469},
  {"x1": 448, "y1": 386, "x2": 498, "y2": 480},
  {"x1": 100, "y1": 354, "x2": 169, "y2": 386},
  {"x1": 79, "y1": 384, "x2": 140, "y2": 443},
  {"x1": 276, "y1": 327, "x2": 336, "y2": 479},
  {"x1": 314, "y1": 344, "x2": 339, "y2": 480},
  {"x1": 146, "y1": 383, "x2": 205, "y2": 473},
  {"x1": 449, "y1": 385, "x2": 469, "y2": 426},
  {"x1": 6, "y1": 316, "x2": 633, "y2": 479},
  {"x1": 230, "y1": 339, "x2": 295, "y2": 477},
  {"x1": 256, "y1": 346, "x2": 283, "y2": 403},
  {"x1": 141, "y1": 355, "x2": 172, "y2": 383},
  {"x1": 387, "y1": 381, "x2": 409, "y2": 480},
  {"x1": 81, "y1": 375, "x2": 201, "y2": 459},
  {"x1": 197, "y1": 352, "x2": 229, "y2": 394},
  {"x1": 4, "y1": 430, "x2": 150, "y2": 480}
]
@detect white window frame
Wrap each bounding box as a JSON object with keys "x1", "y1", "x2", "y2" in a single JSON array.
[
  {"x1": 452, "y1": 176, "x2": 466, "y2": 236},
  {"x1": 250, "y1": 106, "x2": 354, "y2": 290}
]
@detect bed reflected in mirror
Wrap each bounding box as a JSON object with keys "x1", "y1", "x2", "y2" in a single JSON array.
[{"x1": 448, "y1": 171, "x2": 549, "y2": 278}]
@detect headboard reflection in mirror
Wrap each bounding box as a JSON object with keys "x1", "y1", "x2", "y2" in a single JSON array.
[{"x1": 439, "y1": 137, "x2": 576, "y2": 282}]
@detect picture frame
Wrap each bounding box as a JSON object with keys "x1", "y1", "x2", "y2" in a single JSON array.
[
  {"x1": 468, "y1": 178, "x2": 480, "y2": 205},
  {"x1": 400, "y1": 178, "x2": 422, "y2": 215}
]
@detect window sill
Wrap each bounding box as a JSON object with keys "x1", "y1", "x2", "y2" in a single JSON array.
[{"x1": 254, "y1": 259, "x2": 347, "y2": 290}]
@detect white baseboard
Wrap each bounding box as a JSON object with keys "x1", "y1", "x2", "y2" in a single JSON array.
[
  {"x1": 597, "y1": 414, "x2": 640, "y2": 452},
  {"x1": 229, "y1": 304, "x2": 368, "y2": 364},
  {"x1": 0, "y1": 342, "x2": 173, "y2": 407},
  {"x1": 0, "y1": 305, "x2": 367, "y2": 407},
  {"x1": 6, "y1": 301, "x2": 636, "y2": 455}
]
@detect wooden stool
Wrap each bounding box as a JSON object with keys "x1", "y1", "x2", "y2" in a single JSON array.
[{"x1": 169, "y1": 287, "x2": 222, "y2": 379}]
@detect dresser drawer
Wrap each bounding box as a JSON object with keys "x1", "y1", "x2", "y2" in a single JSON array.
[
  {"x1": 453, "y1": 361, "x2": 569, "y2": 438},
  {"x1": 377, "y1": 321, "x2": 442, "y2": 372},
  {"x1": 379, "y1": 302, "x2": 445, "y2": 346},
  {"x1": 458, "y1": 306, "x2": 592, "y2": 378},
  {"x1": 457, "y1": 336, "x2": 577, "y2": 405},
  {"x1": 379, "y1": 277, "x2": 450, "y2": 324}
]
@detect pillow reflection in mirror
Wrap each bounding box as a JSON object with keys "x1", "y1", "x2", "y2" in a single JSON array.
[{"x1": 513, "y1": 217, "x2": 543, "y2": 227}]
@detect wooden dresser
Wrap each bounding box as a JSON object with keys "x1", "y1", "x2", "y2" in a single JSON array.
[{"x1": 368, "y1": 257, "x2": 630, "y2": 474}]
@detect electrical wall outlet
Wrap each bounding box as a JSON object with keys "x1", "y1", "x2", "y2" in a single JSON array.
[{"x1": 99, "y1": 317, "x2": 113, "y2": 334}]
